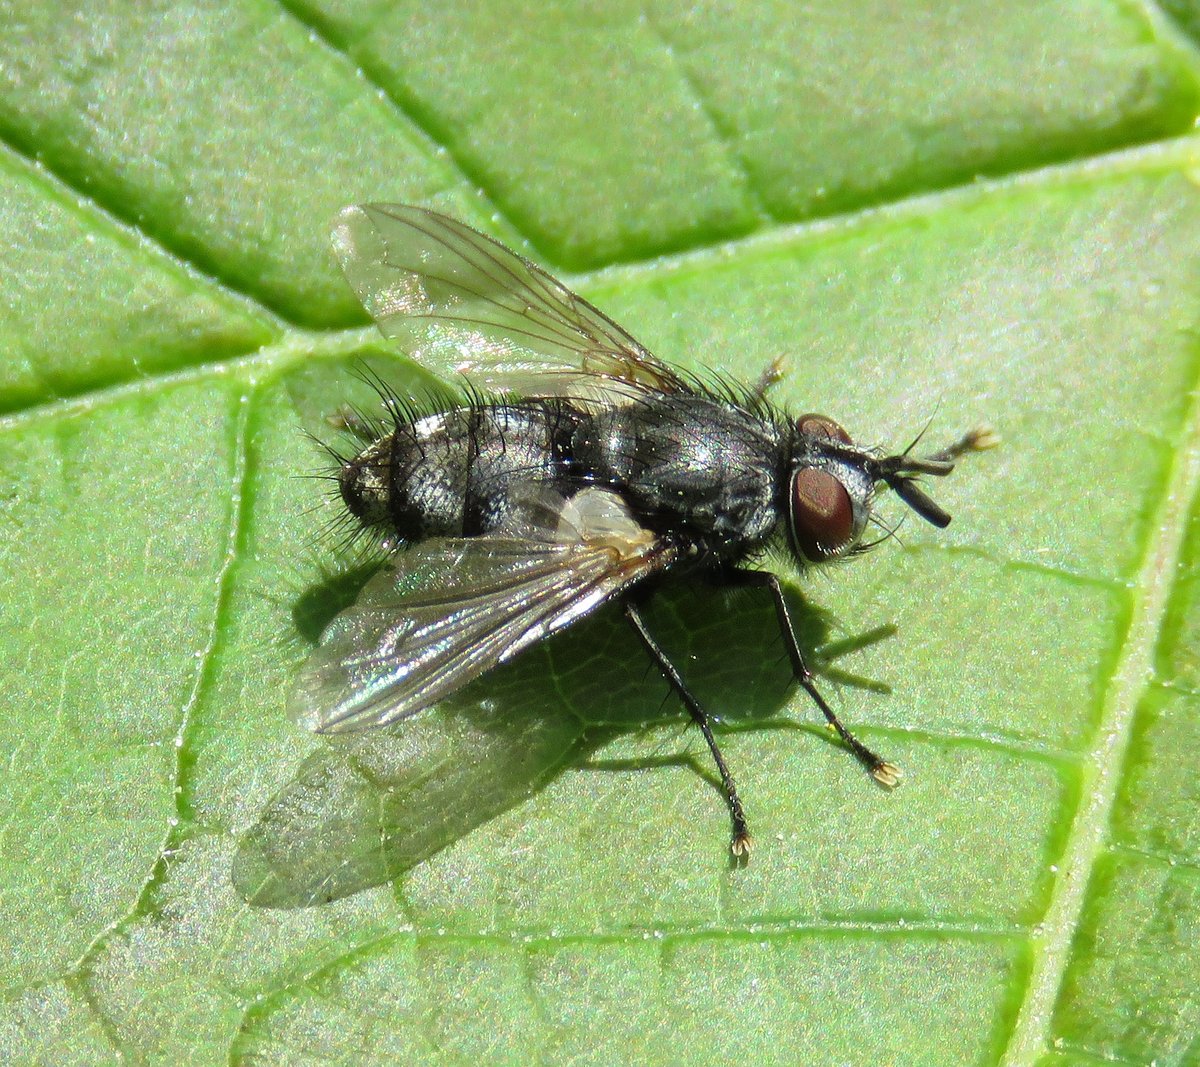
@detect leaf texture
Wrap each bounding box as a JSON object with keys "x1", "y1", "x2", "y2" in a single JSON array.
[{"x1": 1, "y1": 2, "x2": 1200, "y2": 1064}]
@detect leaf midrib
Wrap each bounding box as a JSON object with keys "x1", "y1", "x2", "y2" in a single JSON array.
[{"x1": 999, "y1": 337, "x2": 1200, "y2": 1063}]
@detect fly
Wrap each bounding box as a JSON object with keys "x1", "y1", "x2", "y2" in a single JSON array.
[{"x1": 292, "y1": 204, "x2": 994, "y2": 857}]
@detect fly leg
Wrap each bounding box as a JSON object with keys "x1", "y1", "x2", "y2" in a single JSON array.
[
  {"x1": 749, "y1": 355, "x2": 787, "y2": 403},
  {"x1": 923, "y1": 425, "x2": 999, "y2": 464},
  {"x1": 623, "y1": 598, "x2": 752, "y2": 857},
  {"x1": 723, "y1": 568, "x2": 901, "y2": 787},
  {"x1": 326, "y1": 405, "x2": 379, "y2": 443}
]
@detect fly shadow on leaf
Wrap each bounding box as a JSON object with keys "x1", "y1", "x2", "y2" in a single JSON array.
[{"x1": 232, "y1": 563, "x2": 895, "y2": 908}]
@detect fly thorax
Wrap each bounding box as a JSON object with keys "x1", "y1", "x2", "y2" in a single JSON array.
[{"x1": 571, "y1": 399, "x2": 781, "y2": 550}]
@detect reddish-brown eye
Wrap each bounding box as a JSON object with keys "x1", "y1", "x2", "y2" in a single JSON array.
[
  {"x1": 790, "y1": 467, "x2": 854, "y2": 562},
  {"x1": 796, "y1": 413, "x2": 852, "y2": 444}
]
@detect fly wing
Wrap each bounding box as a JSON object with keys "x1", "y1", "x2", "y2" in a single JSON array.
[
  {"x1": 290, "y1": 487, "x2": 676, "y2": 732},
  {"x1": 331, "y1": 204, "x2": 690, "y2": 408}
]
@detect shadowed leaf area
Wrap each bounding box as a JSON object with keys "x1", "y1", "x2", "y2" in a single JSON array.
[{"x1": 1, "y1": 2, "x2": 1200, "y2": 1064}]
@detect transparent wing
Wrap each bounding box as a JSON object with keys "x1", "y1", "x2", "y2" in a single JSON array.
[
  {"x1": 290, "y1": 488, "x2": 676, "y2": 732},
  {"x1": 331, "y1": 204, "x2": 689, "y2": 408}
]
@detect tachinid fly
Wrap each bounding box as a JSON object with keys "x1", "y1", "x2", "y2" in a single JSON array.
[{"x1": 293, "y1": 204, "x2": 993, "y2": 857}]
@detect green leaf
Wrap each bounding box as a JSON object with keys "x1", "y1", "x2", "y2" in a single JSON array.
[{"x1": 2, "y1": 2, "x2": 1200, "y2": 1064}]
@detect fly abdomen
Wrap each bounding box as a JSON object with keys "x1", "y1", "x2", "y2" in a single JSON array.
[{"x1": 339, "y1": 401, "x2": 578, "y2": 542}]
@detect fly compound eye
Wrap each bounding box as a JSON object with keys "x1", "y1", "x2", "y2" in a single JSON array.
[
  {"x1": 789, "y1": 466, "x2": 855, "y2": 562},
  {"x1": 796, "y1": 413, "x2": 852, "y2": 445}
]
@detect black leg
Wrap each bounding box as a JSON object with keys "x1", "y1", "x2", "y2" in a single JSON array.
[
  {"x1": 723, "y1": 568, "x2": 901, "y2": 787},
  {"x1": 623, "y1": 598, "x2": 752, "y2": 857}
]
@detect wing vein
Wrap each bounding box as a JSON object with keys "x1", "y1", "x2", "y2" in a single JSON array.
[{"x1": 291, "y1": 487, "x2": 675, "y2": 733}]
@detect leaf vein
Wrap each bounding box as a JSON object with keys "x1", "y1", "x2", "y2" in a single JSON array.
[
  {"x1": 66, "y1": 391, "x2": 255, "y2": 1003},
  {"x1": 0, "y1": 126, "x2": 289, "y2": 331},
  {"x1": 639, "y1": 5, "x2": 771, "y2": 223},
  {"x1": 266, "y1": 0, "x2": 535, "y2": 252},
  {"x1": 999, "y1": 340, "x2": 1200, "y2": 1064}
]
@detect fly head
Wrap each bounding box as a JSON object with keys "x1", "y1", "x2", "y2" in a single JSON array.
[{"x1": 786, "y1": 413, "x2": 956, "y2": 564}]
